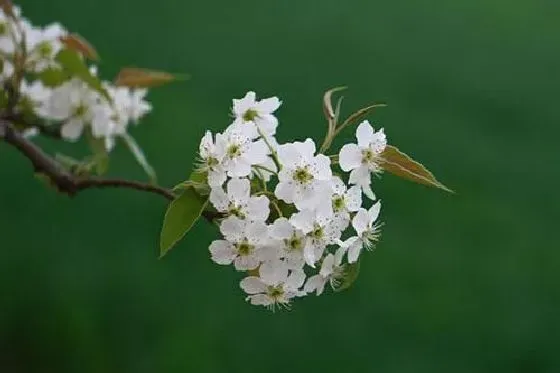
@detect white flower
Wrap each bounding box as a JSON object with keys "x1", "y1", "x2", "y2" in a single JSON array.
[
  {"x1": 330, "y1": 176, "x2": 362, "y2": 230},
  {"x1": 42, "y1": 79, "x2": 100, "y2": 141},
  {"x1": 209, "y1": 216, "x2": 269, "y2": 271},
  {"x1": 209, "y1": 178, "x2": 270, "y2": 221},
  {"x1": 198, "y1": 131, "x2": 227, "y2": 187},
  {"x1": 290, "y1": 206, "x2": 342, "y2": 267},
  {"x1": 25, "y1": 22, "x2": 67, "y2": 72},
  {"x1": 231, "y1": 91, "x2": 281, "y2": 140},
  {"x1": 339, "y1": 120, "x2": 387, "y2": 199},
  {"x1": 240, "y1": 260, "x2": 305, "y2": 310},
  {"x1": 127, "y1": 89, "x2": 152, "y2": 124},
  {"x1": 21, "y1": 79, "x2": 52, "y2": 114},
  {"x1": 269, "y1": 217, "x2": 307, "y2": 269},
  {"x1": 215, "y1": 127, "x2": 269, "y2": 178},
  {"x1": 304, "y1": 248, "x2": 346, "y2": 295},
  {"x1": 339, "y1": 201, "x2": 382, "y2": 263},
  {"x1": 275, "y1": 138, "x2": 333, "y2": 211}
]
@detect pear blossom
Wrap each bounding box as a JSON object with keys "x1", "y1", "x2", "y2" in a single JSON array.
[
  {"x1": 215, "y1": 127, "x2": 269, "y2": 178},
  {"x1": 275, "y1": 138, "x2": 333, "y2": 210},
  {"x1": 209, "y1": 216, "x2": 270, "y2": 270},
  {"x1": 269, "y1": 217, "x2": 307, "y2": 269},
  {"x1": 25, "y1": 22, "x2": 67, "y2": 72},
  {"x1": 339, "y1": 201, "x2": 382, "y2": 263},
  {"x1": 304, "y1": 248, "x2": 346, "y2": 295},
  {"x1": 198, "y1": 131, "x2": 227, "y2": 187},
  {"x1": 240, "y1": 260, "x2": 305, "y2": 310},
  {"x1": 330, "y1": 176, "x2": 362, "y2": 230},
  {"x1": 290, "y1": 206, "x2": 342, "y2": 267},
  {"x1": 231, "y1": 91, "x2": 281, "y2": 140},
  {"x1": 339, "y1": 120, "x2": 387, "y2": 199},
  {"x1": 209, "y1": 178, "x2": 270, "y2": 221}
]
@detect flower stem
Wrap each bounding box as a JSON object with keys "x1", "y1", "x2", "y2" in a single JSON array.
[{"x1": 255, "y1": 125, "x2": 282, "y2": 171}]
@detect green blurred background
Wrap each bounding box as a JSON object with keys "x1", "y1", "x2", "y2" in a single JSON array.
[{"x1": 1, "y1": 0, "x2": 559, "y2": 372}]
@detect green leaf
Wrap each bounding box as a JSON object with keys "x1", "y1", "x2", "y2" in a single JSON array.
[
  {"x1": 35, "y1": 68, "x2": 71, "y2": 87},
  {"x1": 333, "y1": 260, "x2": 361, "y2": 293},
  {"x1": 380, "y1": 145, "x2": 453, "y2": 193},
  {"x1": 55, "y1": 49, "x2": 110, "y2": 100},
  {"x1": 160, "y1": 187, "x2": 208, "y2": 258},
  {"x1": 121, "y1": 133, "x2": 157, "y2": 183}
]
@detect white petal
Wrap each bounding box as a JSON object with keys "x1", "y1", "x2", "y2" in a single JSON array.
[
  {"x1": 334, "y1": 246, "x2": 347, "y2": 266},
  {"x1": 256, "y1": 96, "x2": 281, "y2": 113},
  {"x1": 209, "y1": 240, "x2": 236, "y2": 265},
  {"x1": 207, "y1": 169, "x2": 227, "y2": 187},
  {"x1": 330, "y1": 176, "x2": 346, "y2": 194},
  {"x1": 352, "y1": 209, "x2": 370, "y2": 236},
  {"x1": 270, "y1": 218, "x2": 294, "y2": 240},
  {"x1": 285, "y1": 269, "x2": 306, "y2": 290},
  {"x1": 277, "y1": 143, "x2": 300, "y2": 166},
  {"x1": 311, "y1": 154, "x2": 332, "y2": 180},
  {"x1": 339, "y1": 143, "x2": 362, "y2": 172},
  {"x1": 345, "y1": 185, "x2": 363, "y2": 212},
  {"x1": 246, "y1": 196, "x2": 270, "y2": 221},
  {"x1": 248, "y1": 294, "x2": 272, "y2": 306},
  {"x1": 259, "y1": 260, "x2": 289, "y2": 285},
  {"x1": 247, "y1": 221, "x2": 269, "y2": 244},
  {"x1": 368, "y1": 201, "x2": 382, "y2": 223},
  {"x1": 290, "y1": 210, "x2": 315, "y2": 233},
  {"x1": 233, "y1": 91, "x2": 256, "y2": 116},
  {"x1": 245, "y1": 139, "x2": 269, "y2": 164},
  {"x1": 320, "y1": 254, "x2": 335, "y2": 277},
  {"x1": 234, "y1": 255, "x2": 260, "y2": 271},
  {"x1": 274, "y1": 181, "x2": 295, "y2": 203},
  {"x1": 295, "y1": 138, "x2": 316, "y2": 160},
  {"x1": 60, "y1": 118, "x2": 84, "y2": 141},
  {"x1": 356, "y1": 120, "x2": 374, "y2": 148},
  {"x1": 219, "y1": 216, "x2": 245, "y2": 242},
  {"x1": 370, "y1": 128, "x2": 387, "y2": 154},
  {"x1": 227, "y1": 177, "x2": 250, "y2": 203},
  {"x1": 347, "y1": 239, "x2": 363, "y2": 263},
  {"x1": 227, "y1": 159, "x2": 252, "y2": 178},
  {"x1": 349, "y1": 166, "x2": 371, "y2": 187},
  {"x1": 240, "y1": 276, "x2": 267, "y2": 294},
  {"x1": 303, "y1": 242, "x2": 317, "y2": 267},
  {"x1": 304, "y1": 275, "x2": 327, "y2": 295},
  {"x1": 209, "y1": 187, "x2": 229, "y2": 212}
]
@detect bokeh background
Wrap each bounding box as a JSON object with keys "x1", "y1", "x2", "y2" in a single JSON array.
[{"x1": 1, "y1": 0, "x2": 559, "y2": 372}]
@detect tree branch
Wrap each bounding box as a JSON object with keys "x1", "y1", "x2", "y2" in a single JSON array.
[{"x1": 0, "y1": 119, "x2": 174, "y2": 200}]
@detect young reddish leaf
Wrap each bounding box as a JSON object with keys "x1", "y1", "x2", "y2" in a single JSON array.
[
  {"x1": 323, "y1": 86, "x2": 347, "y2": 124},
  {"x1": 60, "y1": 33, "x2": 99, "y2": 61},
  {"x1": 114, "y1": 68, "x2": 181, "y2": 88},
  {"x1": 380, "y1": 145, "x2": 453, "y2": 193},
  {"x1": 0, "y1": 0, "x2": 14, "y2": 17}
]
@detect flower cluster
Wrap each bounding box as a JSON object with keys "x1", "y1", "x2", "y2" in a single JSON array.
[
  {"x1": 0, "y1": 5, "x2": 151, "y2": 151},
  {"x1": 202, "y1": 91, "x2": 387, "y2": 310}
]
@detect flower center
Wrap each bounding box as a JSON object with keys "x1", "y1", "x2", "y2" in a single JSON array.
[
  {"x1": 286, "y1": 235, "x2": 303, "y2": 252},
  {"x1": 0, "y1": 23, "x2": 7, "y2": 36},
  {"x1": 311, "y1": 224, "x2": 324, "y2": 240},
  {"x1": 266, "y1": 285, "x2": 284, "y2": 300},
  {"x1": 206, "y1": 156, "x2": 219, "y2": 168},
  {"x1": 73, "y1": 103, "x2": 87, "y2": 118},
  {"x1": 226, "y1": 143, "x2": 242, "y2": 158},
  {"x1": 228, "y1": 202, "x2": 245, "y2": 219},
  {"x1": 236, "y1": 240, "x2": 254, "y2": 256},
  {"x1": 361, "y1": 148, "x2": 377, "y2": 164},
  {"x1": 243, "y1": 109, "x2": 258, "y2": 122},
  {"x1": 292, "y1": 166, "x2": 313, "y2": 184},
  {"x1": 36, "y1": 41, "x2": 53, "y2": 57},
  {"x1": 332, "y1": 195, "x2": 345, "y2": 212}
]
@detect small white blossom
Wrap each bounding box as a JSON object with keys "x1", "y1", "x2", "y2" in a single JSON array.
[
  {"x1": 304, "y1": 248, "x2": 346, "y2": 295},
  {"x1": 339, "y1": 120, "x2": 387, "y2": 199},
  {"x1": 269, "y1": 217, "x2": 307, "y2": 269},
  {"x1": 275, "y1": 138, "x2": 333, "y2": 211},
  {"x1": 209, "y1": 216, "x2": 269, "y2": 271},
  {"x1": 198, "y1": 131, "x2": 227, "y2": 187},
  {"x1": 290, "y1": 206, "x2": 342, "y2": 267},
  {"x1": 240, "y1": 260, "x2": 305, "y2": 310},
  {"x1": 330, "y1": 176, "x2": 362, "y2": 230},
  {"x1": 339, "y1": 201, "x2": 382, "y2": 263},
  {"x1": 25, "y1": 22, "x2": 66, "y2": 72},
  {"x1": 231, "y1": 91, "x2": 281, "y2": 140},
  {"x1": 209, "y1": 178, "x2": 270, "y2": 221},
  {"x1": 216, "y1": 127, "x2": 269, "y2": 178}
]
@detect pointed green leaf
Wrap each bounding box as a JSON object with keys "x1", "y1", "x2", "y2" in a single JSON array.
[
  {"x1": 35, "y1": 68, "x2": 71, "y2": 87},
  {"x1": 380, "y1": 145, "x2": 453, "y2": 193},
  {"x1": 160, "y1": 187, "x2": 208, "y2": 257},
  {"x1": 333, "y1": 260, "x2": 361, "y2": 293}
]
